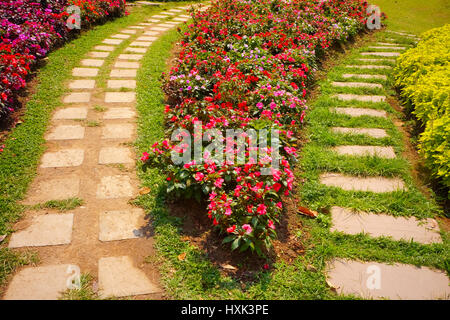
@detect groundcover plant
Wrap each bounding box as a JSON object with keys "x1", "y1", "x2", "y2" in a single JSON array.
[
  {"x1": 0, "y1": 0, "x2": 126, "y2": 118},
  {"x1": 142, "y1": 0, "x2": 370, "y2": 255}
]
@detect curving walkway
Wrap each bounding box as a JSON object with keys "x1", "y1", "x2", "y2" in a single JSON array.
[{"x1": 3, "y1": 4, "x2": 208, "y2": 300}]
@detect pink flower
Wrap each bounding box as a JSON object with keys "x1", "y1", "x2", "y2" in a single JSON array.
[
  {"x1": 242, "y1": 224, "x2": 252, "y2": 235},
  {"x1": 273, "y1": 183, "x2": 282, "y2": 192},
  {"x1": 194, "y1": 172, "x2": 204, "y2": 181},
  {"x1": 257, "y1": 204, "x2": 267, "y2": 215},
  {"x1": 227, "y1": 225, "x2": 236, "y2": 233},
  {"x1": 268, "y1": 220, "x2": 275, "y2": 230},
  {"x1": 225, "y1": 207, "x2": 232, "y2": 216},
  {"x1": 214, "y1": 178, "x2": 224, "y2": 188},
  {"x1": 140, "y1": 152, "x2": 149, "y2": 162},
  {"x1": 276, "y1": 202, "x2": 283, "y2": 209}
]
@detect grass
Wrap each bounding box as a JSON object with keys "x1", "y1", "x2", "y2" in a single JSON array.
[
  {"x1": 27, "y1": 198, "x2": 84, "y2": 212},
  {"x1": 61, "y1": 273, "x2": 100, "y2": 300},
  {"x1": 134, "y1": 26, "x2": 449, "y2": 300},
  {"x1": 372, "y1": 0, "x2": 450, "y2": 34},
  {"x1": 0, "y1": 0, "x2": 199, "y2": 295}
]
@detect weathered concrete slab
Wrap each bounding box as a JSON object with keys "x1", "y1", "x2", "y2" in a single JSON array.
[
  {"x1": 103, "y1": 108, "x2": 136, "y2": 119},
  {"x1": 333, "y1": 107, "x2": 387, "y2": 118},
  {"x1": 9, "y1": 214, "x2": 73, "y2": 248},
  {"x1": 98, "y1": 147, "x2": 133, "y2": 164},
  {"x1": 125, "y1": 47, "x2": 147, "y2": 53},
  {"x1": 330, "y1": 207, "x2": 442, "y2": 244},
  {"x1": 136, "y1": 36, "x2": 157, "y2": 41},
  {"x1": 102, "y1": 39, "x2": 123, "y2": 45},
  {"x1": 361, "y1": 52, "x2": 401, "y2": 57},
  {"x1": 111, "y1": 34, "x2": 131, "y2": 39},
  {"x1": 332, "y1": 82, "x2": 383, "y2": 89},
  {"x1": 96, "y1": 175, "x2": 133, "y2": 199},
  {"x1": 326, "y1": 259, "x2": 450, "y2": 299},
  {"x1": 40, "y1": 149, "x2": 84, "y2": 168},
  {"x1": 72, "y1": 68, "x2": 99, "y2": 77},
  {"x1": 110, "y1": 69, "x2": 137, "y2": 78},
  {"x1": 47, "y1": 125, "x2": 85, "y2": 140},
  {"x1": 98, "y1": 256, "x2": 160, "y2": 297},
  {"x1": 89, "y1": 51, "x2": 110, "y2": 58},
  {"x1": 368, "y1": 46, "x2": 406, "y2": 50},
  {"x1": 114, "y1": 61, "x2": 139, "y2": 69},
  {"x1": 94, "y1": 45, "x2": 115, "y2": 52},
  {"x1": 53, "y1": 107, "x2": 87, "y2": 120},
  {"x1": 3, "y1": 264, "x2": 79, "y2": 300},
  {"x1": 332, "y1": 94, "x2": 386, "y2": 103},
  {"x1": 68, "y1": 79, "x2": 95, "y2": 89},
  {"x1": 81, "y1": 59, "x2": 104, "y2": 67},
  {"x1": 121, "y1": 29, "x2": 137, "y2": 34},
  {"x1": 99, "y1": 209, "x2": 145, "y2": 241},
  {"x1": 130, "y1": 41, "x2": 152, "y2": 47},
  {"x1": 25, "y1": 177, "x2": 80, "y2": 204},
  {"x1": 107, "y1": 80, "x2": 136, "y2": 89},
  {"x1": 101, "y1": 124, "x2": 134, "y2": 139},
  {"x1": 346, "y1": 65, "x2": 392, "y2": 69},
  {"x1": 104, "y1": 92, "x2": 136, "y2": 103},
  {"x1": 118, "y1": 54, "x2": 143, "y2": 61},
  {"x1": 63, "y1": 92, "x2": 91, "y2": 104},
  {"x1": 320, "y1": 173, "x2": 405, "y2": 193},
  {"x1": 342, "y1": 74, "x2": 387, "y2": 80},
  {"x1": 332, "y1": 127, "x2": 388, "y2": 138},
  {"x1": 332, "y1": 145, "x2": 396, "y2": 158}
]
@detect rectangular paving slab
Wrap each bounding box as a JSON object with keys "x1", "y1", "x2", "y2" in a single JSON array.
[
  {"x1": 114, "y1": 61, "x2": 139, "y2": 69},
  {"x1": 342, "y1": 74, "x2": 387, "y2": 80},
  {"x1": 98, "y1": 256, "x2": 160, "y2": 297},
  {"x1": 101, "y1": 124, "x2": 134, "y2": 139},
  {"x1": 107, "y1": 80, "x2": 136, "y2": 89},
  {"x1": 3, "y1": 264, "x2": 79, "y2": 300},
  {"x1": 125, "y1": 47, "x2": 147, "y2": 53},
  {"x1": 81, "y1": 59, "x2": 104, "y2": 67},
  {"x1": 320, "y1": 173, "x2": 405, "y2": 193},
  {"x1": 104, "y1": 92, "x2": 136, "y2": 103},
  {"x1": 332, "y1": 94, "x2": 386, "y2": 103},
  {"x1": 326, "y1": 259, "x2": 450, "y2": 299},
  {"x1": 136, "y1": 36, "x2": 157, "y2": 41},
  {"x1": 99, "y1": 209, "x2": 145, "y2": 241},
  {"x1": 118, "y1": 54, "x2": 143, "y2": 61},
  {"x1": 361, "y1": 52, "x2": 401, "y2": 57},
  {"x1": 53, "y1": 107, "x2": 87, "y2": 120},
  {"x1": 111, "y1": 34, "x2": 131, "y2": 39},
  {"x1": 358, "y1": 58, "x2": 396, "y2": 63},
  {"x1": 94, "y1": 45, "x2": 115, "y2": 52},
  {"x1": 98, "y1": 147, "x2": 133, "y2": 164},
  {"x1": 149, "y1": 26, "x2": 170, "y2": 32},
  {"x1": 130, "y1": 41, "x2": 153, "y2": 47},
  {"x1": 103, "y1": 108, "x2": 136, "y2": 119},
  {"x1": 332, "y1": 145, "x2": 396, "y2": 158},
  {"x1": 46, "y1": 125, "x2": 85, "y2": 140},
  {"x1": 68, "y1": 79, "x2": 95, "y2": 89},
  {"x1": 72, "y1": 68, "x2": 99, "y2": 77},
  {"x1": 89, "y1": 51, "x2": 110, "y2": 58},
  {"x1": 368, "y1": 46, "x2": 406, "y2": 50},
  {"x1": 40, "y1": 149, "x2": 84, "y2": 168},
  {"x1": 346, "y1": 65, "x2": 392, "y2": 69},
  {"x1": 24, "y1": 176, "x2": 80, "y2": 204},
  {"x1": 96, "y1": 175, "x2": 133, "y2": 199},
  {"x1": 333, "y1": 107, "x2": 387, "y2": 118},
  {"x1": 9, "y1": 213, "x2": 73, "y2": 248},
  {"x1": 330, "y1": 207, "x2": 442, "y2": 244},
  {"x1": 332, "y1": 127, "x2": 388, "y2": 138},
  {"x1": 121, "y1": 29, "x2": 137, "y2": 34},
  {"x1": 102, "y1": 39, "x2": 123, "y2": 45},
  {"x1": 63, "y1": 92, "x2": 91, "y2": 104},
  {"x1": 331, "y1": 81, "x2": 383, "y2": 89},
  {"x1": 110, "y1": 69, "x2": 137, "y2": 78},
  {"x1": 143, "y1": 31, "x2": 159, "y2": 36}
]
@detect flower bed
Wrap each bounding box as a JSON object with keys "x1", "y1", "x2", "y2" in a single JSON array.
[
  {"x1": 394, "y1": 24, "x2": 450, "y2": 191},
  {"x1": 142, "y1": 0, "x2": 369, "y2": 255},
  {"x1": 0, "y1": 0, "x2": 126, "y2": 118}
]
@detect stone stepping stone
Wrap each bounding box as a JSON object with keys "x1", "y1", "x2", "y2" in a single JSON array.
[
  {"x1": 118, "y1": 54, "x2": 143, "y2": 61},
  {"x1": 377, "y1": 42, "x2": 402, "y2": 46},
  {"x1": 139, "y1": 23, "x2": 153, "y2": 26},
  {"x1": 103, "y1": 108, "x2": 136, "y2": 119},
  {"x1": 104, "y1": 92, "x2": 136, "y2": 103},
  {"x1": 89, "y1": 51, "x2": 110, "y2": 58},
  {"x1": 94, "y1": 45, "x2": 115, "y2": 51},
  {"x1": 330, "y1": 207, "x2": 442, "y2": 244},
  {"x1": 331, "y1": 81, "x2": 383, "y2": 89},
  {"x1": 99, "y1": 209, "x2": 145, "y2": 241},
  {"x1": 47, "y1": 125, "x2": 85, "y2": 140},
  {"x1": 96, "y1": 175, "x2": 133, "y2": 199},
  {"x1": 3, "y1": 264, "x2": 79, "y2": 300},
  {"x1": 326, "y1": 259, "x2": 449, "y2": 299},
  {"x1": 173, "y1": 17, "x2": 189, "y2": 22},
  {"x1": 129, "y1": 26, "x2": 145, "y2": 29},
  {"x1": 81, "y1": 59, "x2": 104, "y2": 67},
  {"x1": 160, "y1": 11, "x2": 175, "y2": 15},
  {"x1": 332, "y1": 127, "x2": 388, "y2": 138},
  {"x1": 342, "y1": 74, "x2": 387, "y2": 80},
  {"x1": 136, "y1": 36, "x2": 157, "y2": 41},
  {"x1": 72, "y1": 67, "x2": 99, "y2": 77},
  {"x1": 332, "y1": 94, "x2": 386, "y2": 103},
  {"x1": 110, "y1": 69, "x2": 137, "y2": 78},
  {"x1": 53, "y1": 107, "x2": 87, "y2": 120},
  {"x1": 151, "y1": 14, "x2": 168, "y2": 18},
  {"x1": 107, "y1": 80, "x2": 136, "y2": 89},
  {"x1": 143, "y1": 31, "x2": 159, "y2": 36},
  {"x1": 98, "y1": 256, "x2": 160, "y2": 297},
  {"x1": 114, "y1": 61, "x2": 139, "y2": 69},
  {"x1": 165, "y1": 21, "x2": 182, "y2": 25},
  {"x1": 149, "y1": 26, "x2": 170, "y2": 32},
  {"x1": 130, "y1": 41, "x2": 152, "y2": 47},
  {"x1": 125, "y1": 47, "x2": 147, "y2": 54},
  {"x1": 346, "y1": 65, "x2": 391, "y2": 69},
  {"x1": 333, "y1": 107, "x2": 387, "y2": 118},
  {"x1": 63, "y1": 92, "x2": 91, "y2": 104},
  {"x1": 40, "y1": 149, "x2": 84, "y2": 168},
  {"x1": 102, "y1": 39, "x2": 123, "y2": 45},
  {"x1": 68, "y1": 79, "x2": 95, "y2": 89},
  {"x1": 9, "y1": 213, "x2": 73, "y2": 248},
  {"x1": 169, "y1": 8, "x2": 182, "y2": 12},
  {"x1": 101, "y1": 123, "x2": 134, "y2": 139},
  {"x1": 24, "y1": 176, "x2": 80, "y2": 204},
  {"x1": 99, "y1": 147, "x2": 133, "y2": 164},
  {"x1": 332, "y1": 145, "x2": 396, "y2": 158},
  {"x1": 178, "y1": 14, "x2": 191, "y2": 18},
  {"x1": 368, "y1": 46, "x2": 405, "y2": 50},
  {"x1": 386, "y1": 30, "x2": 418, "y2": 38},
  {"x1": 158, "y1": 23, "x2": 175, "y2": 28},
  {"x1": 358, "y1": 58, "x2": 396, "y2": 63},
  {"x1": 320, "y1": 173, "x2": 405, "y2": 192},
  {"x1": 361, "y1": 52, "x2": 400, "y2": 57},
  {"x1": 121, "y1": 29, "x2": 137, "y2": 34},
  {"x1": 147, "y1": 19, "x2": 160, "y2": 23},
  {"x1": 111, "y1": 34, "x2": 131, "y2": 39}
]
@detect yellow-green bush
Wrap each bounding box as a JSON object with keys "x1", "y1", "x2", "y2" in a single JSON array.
[{"x1": 394, "y1": 24, "x2": 450, "y2": 190}]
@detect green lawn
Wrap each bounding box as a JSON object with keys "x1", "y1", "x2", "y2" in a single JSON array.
[{"x1": 372, "y1": 0, "x2": 450, "y2": 34}]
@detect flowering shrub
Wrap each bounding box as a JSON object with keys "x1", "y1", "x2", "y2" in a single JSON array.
[
  {"x1": 142, "y1": 0, "x2": 369, "y2": 255},
  {"x1": 0, "y1": 0, "x2": 126, "y2": 118},
  {"x1": 394, "y1": 24, "x2": 450, "y2": 190}
]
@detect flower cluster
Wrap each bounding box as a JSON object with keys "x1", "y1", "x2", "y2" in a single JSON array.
[
  {"x1": 142, "y1": 0, "x2": 369, "y2": 255},
  {"x1": 0, "y1": 0, "x2": 126, "y2": 118}
]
